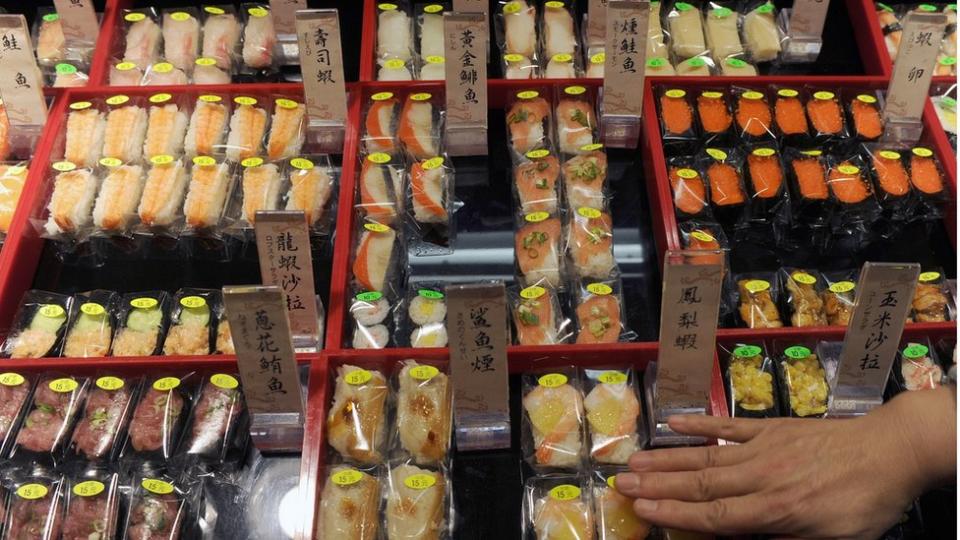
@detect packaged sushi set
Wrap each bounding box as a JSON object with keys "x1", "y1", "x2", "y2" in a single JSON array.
[
  {"x1": 374, "y1": 1, "x2": 452, "y2": 81},
  {"x1": 874, "y1": 2, "x2": 957, "y2": 76}
]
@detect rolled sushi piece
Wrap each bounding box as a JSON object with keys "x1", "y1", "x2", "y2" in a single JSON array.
[
  {"x1": 45, "y1": 168, "x2": 99, "y2": 236},
  {"x1": 112, "y1": 292, "x2": 168, "y2": 357},
  {"x1": 163, "y1": 290, "x2": 213, "y2": 356},
  {"x1": 143, "y1": 102, "x2": 189, "y2": 159},
  {"x1": 411, "y1": 323, "x2": 448, "y2": 348},
  {"x1": 241, "y1": 162, "x2": 282, "y2": 225},
  {"x1": 351, "y1": 295, "x2": 391, "y2": 326},
  {"x1": 93, "y1": 164, "x2": 145, "y2": 233},
  {"x1": 138, "y1": 159, "x2": 189, "y2": 228},
  {"x1": 225, "y1": 101, "x2": 268, "y2": 162},
  {"x1": 65, "y1": 107, "x2": 106, "y2": 168},
  {"x1": 409, "y1": 291, "x2": 447, "y2": 326},
  {"x1": 183, "y1": 160, "x2": 233, "y2": 230},
  {"x1": 266, "y1": 99, "x2": 305, "y2": 161}
]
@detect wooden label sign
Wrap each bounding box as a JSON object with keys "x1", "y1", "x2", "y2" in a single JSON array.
[
  {"x1": 885, "y1": 12, "x2": 947, "y2": 122},
  {"x1": 452, "y1": 0, "x2": 490, "y2": 45},
  {"x1": 656, "y1": 251, "x2": 724, "y2": 411},
  {"x1": 53, "y1": 0, "x2": 100, "y2": 46},
  {"x1": 788, "y1": 0, "x2": 830, "y2": 38},
  {"x1": 446, "y1": 283, "x2": 510, "y2": 450},
  {"x1": 0, "y1": 15, "x2": 48, "y2": 126},
  {"x1": 254, "y1": 210, "x2": 320, "y2": 347},
  {"x1": 295, "y1": 10, "x2": 347, "y2": 128},
  {"x1": 270, "y1": 0, "x2": 306, "y2": 35},
  {"x1": 222, "y1": 285, "x2": 304, "y2": 416},
  {"x1": 603, "y1": 0, "x2": 649, "y2": 119},
  {"x1": 587, "y1": 0, "x2": 608, "y2": 46},
  {"x1": 444, "y1": 12, "x2": 488, "y2": 156}
]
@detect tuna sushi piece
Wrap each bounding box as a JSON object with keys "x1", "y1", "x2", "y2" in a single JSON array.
[
  {"x1": 123, "y1": 18, "x2": 162, "y2": 67},
  {"x1": 126, "y1": 492, "x2": 183, "y2": 540},
  {"x1": 791, "y1": 154, "x2": 829, "y2": 200},
  {"x1": 65, "y1": 108, "x2": 106, "y2": 168},
  {"x1": 398, "y1": 98, "x2": 437, "y2": 159},
  {"x1": 660, "y1": 90, "x2": 694, "y2": 136},
  {"x1": 352, "y1": 227, "x2": 397, "y2": 292},
  {"x1": 706, "y1": 161, "x2": 746, "y2": 206},
  {"x1": 327, "y1": 365, "x2": 388, "y2": 463},
  {"x1": 17, "y1": 380, "x2": 83, "y2": 453},
  {"x1": 225, "y1": 104, "x2": 268, "y2": 161},
  {"x1": 697, "y1": 92, "x2": 733, "y2": 135},
  {"x1": 183, "y1": 162, "x2": 232, "y2": 229},
  {"x1": 46, "y1": 169, "x2": 99, "y2": 236},
  {"x1": 516, "y1": 217, "x2": 562, "y2": 287},
  {"x1": 0, "y1": 164, "x2": 27, "y2": 234},
  {"x1": 8, "y1": 486, "x2": 63, "y2": 540},
  {"x1": 668, "y1": 166, "x2": 707, "y2": 215},
  {"x1": 736, "y1": 92, "x2": 773, "y2": 137},
  {"x1": 37, "y1": 16, "x2": 66, "y2": 64},
  {"x1": 185, "y1": 98, "x2": 228, "y2": 157},
  {"x1": 568, "y1": 209, "x2": 615, "y2": 278},
  {"x1": 378, "y1": 9, "x2": 412, "y2": 60},
  {"x1": 909, "y1": 152, "x2": 944, "y2": 195},
  {"x1": 504, "y1": 0, "x2": 537, "y2": 57},
  {"x1": 128, "y1": 385, "x2": 184, "y2": 453},
  {"x1": 266, "y1": 101, "x2": 305, "y2": 161},
  {"x1": 507, "y1": 96, "x2": 550, "y2": 154},
  {"x1": 556, "y1": 99, "x2": 596, "y2": 154},
  {"x1": 851, "y1": 96, "x2": 883, "y2": 140},
  {"x1": 364, "y1": 97, "x2": 399, "y2": 153},
  {"x1": 0, "y1": 378, "x2": 30, "y2": 444},
  {"x1": 320, "y1": 467, "x2": 380, "y2": 540},
  {"x1": 102, "y1": 104, "x2": 148, "y2": 162},
  {"x1": 807, "y1": 92, "x2": 845, "y2": 135},
  {"x1": 564, "y1": 151, "x2": 608, "y2": 210},
  {"x1": 112, "y1": 300, "x2": 164, "y2": 357},
  {"x1": 828, "y1": 162, "x2": 870, "y2": 204},
  {"x1": 241, "y1": 163, "x2": 282, "y2": 224},
  {"x1": 285, "y1": 164, "x2": 334, "y2": 226},
  {"x1": 515, "y1": 155, "x2": 560, "y2": 214},
  {"x1": 872, "y1": 151, "x2": 910, "y2": 197},
  {"x1": 71, "y1": 382, "x2": 132, "y2": 460},
  {"x1": 63, "y1": 303, "x2": 112, "y2": 358},
  {"x1": 138, "y1": 160, "x2": 189, "y2": 227},
  {"x1": 163, "y1": 11, "x2": 200, "y2": 70},
  {"x1": 143, "y1": 103, "x2": 189, "y2": 159},
  {"x1": 202, "y1": 11, "x2": 241, "y2": 69},
  {"x1": 93, "y1": 165, "x2": 144, "y2": 232},
  {"x1": 410, "y1": 159, "x2": 447, "y2": 223},
  {"x1": 359, "y1": 159, "x2": 400, "y2": 223},
  {"x1": 514, "y1": 290, "x2": 558, "y2": 346},
  {"x1": 183, "y1": 377, "x2": 241, "y2": 456},
  {"x1": 63, "y1": 480, "x2": 118, "y2": 540},
  {"x1": 576, "y1": 294, "x2": 621, "y2": 344},
  {"x1": 746, "y1": 150, "x2": 783, "y2": 198},
  {"x1": 242, "y1": 7, "x2": 277, "y2": 69}
]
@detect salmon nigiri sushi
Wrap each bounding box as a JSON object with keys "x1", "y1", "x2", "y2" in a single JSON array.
[
  {"x1": 507, "y1": 96, "x2": 550, "y2": 154},
  {"x1": 564, "y1": 151, "x2": 608, "y2": 210},
  {"x1": 143, "y1": 103, "x2": 188, "y2": 159},
  {"x1": 241, "y1": 163, "x2": 282, "y2": 224},
  {"x1": 226, "y1": 103, "x2": 268, "y2": 161},
  {"x1": 183, "y1": 161, "x2": 232, "y2": 229},
  {"x1": 398, "y1": 98, "x2": 438, "y2": 159},
  {"x1": 556, "y1": 99, "x2": 596, "y2": 154},
  {"x1": 353, "y1": 226, "x2": 397, "y2": 292},
  {"x1": 102, "y1": 104, "x2": 148, "y2": 162},
  {"x1": 267, "y1": 100, "x2": 306, "y2": 161},
  {"x1": 285, "y1": 165, "x2": 333, "y2": 226},
  {"x1": 139, "y1": 160, "x2": 188, "y2": 227},
  {"x1": 410, "y1": 160, "x2": 447, "y2": 224},
  {"x1": 575, "y1": 294, "x2": 621, "y2": 344},
  {"x1": 514, "y1": 291, "x2": 558, "y2": 345},
  {"x1": 516, "y1": 217, "x2": 562, "y2": 287},
  {"x1": 515, "y1": 155, "x2": 560, "y2": 214},
  {"x1": 46, "y1": 169, "x2": 99, "y2": 235},
  {"x1": 359, "y1": 159, "x2": 400, "y2": 223},
  {"x1": 364, "y1": 97, "x2": 399, "y2": 153},
  {"x1": 65, "y1": 108, "x2": 107, "y2": 168},
  {"x1": 0, "y1": 165, "x2": 26, "y2": 234},
  {"x1": 93, "y1": 164, "x2": 145, "y2": 232},
  {"x1": 185, "y1": 98, "x2": 228, "y2": 158},
  {"x1": 569, "y1": 210, "x2": 615, "y2": 278}
]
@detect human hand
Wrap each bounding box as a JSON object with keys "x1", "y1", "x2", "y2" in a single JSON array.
[{"x1": 615, "y1": 386, "x2": 956, "y2": 539}]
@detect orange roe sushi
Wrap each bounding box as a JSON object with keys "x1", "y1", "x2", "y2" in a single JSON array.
[
  {"x1": 872, "y1": 151, "x2": 909, "y2": 197},
  {"x1": 792, "y1": 156, "x2": 829, "y2": 200},
  {"x1": 736, "y1": 93, "x2": 772, "y2": 137},
  {"x1": 774, "y1": 94, "x2": 808, "y2": 135},
  {"x1": 706, "y1": 162, "x2": 746, "y2": 206},
  {"x1": 828, "y1": 162, "x2": 870, "y2": 203},
  {"x1": 747, "y1": 151, "x2": 783, "y2": 198},
  {"x1": 661, "y1": 91, "x2": 693, "y2": 136},
  {"x1": 697, "y1": 93, "x2": 732, "y2": 134},
  {"x1": 669, "y1": 166, "x2": 707, "y2": 214},
  {"x1": 909, "y1": 153, "x2": 944, "y2": 195},
  {"x1": 807, "y1": 94, "x2": 844, "y2": 135},
  {"x1": 851, "y1": 98, "x2": 883, "y2": 140},
  {"x1": 686, "y1": 229, "x2": 722, "y2": 265}
]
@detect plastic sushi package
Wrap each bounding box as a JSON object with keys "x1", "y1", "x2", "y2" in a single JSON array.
[
  {"x1": 506, "y1": 89, "x2": 555, "y2": 162},
  {"x1": 90, "y1": 159, "x2": 148, "y2": 240},
  {"x1": 377, "y1": 1, "x2": 416, "y2": 64},
  {"x1": 562, "y1": 147, "x2": 609, "y2": 213},
  {"x1": 774, "y1": 341, "x2": 829, "y2": 418},
  {"x1": 732, "y1": 86, "x2": 776, "y2": 143},
  {"x1": 351, "y1": 219, "x2": 404, "y2": 311},
  {"x1": 199, "y1": 5, "x2": 243, "y2": 78},
  {"x1": 378, "y1": 57, "x2": 417, "y2": 81},
  {"x1": 223, "y1": 94, "x2": 271, "y2": 163},
  {"x1": 539, "y1": 0, "x2": 582, "y2": 79},
  {"x1": 398, "y1": 92, "x2": 443, "y2": 162},
  {"x1": 911, "y1": 269, "x2": 952, "y2": 323},
  {"x1": 698, "y1": 146, "x2": 748, "y2": 222},
  {"x1": 326, "y1": 363, "x2": 390, "y2": 464},
  {"x1": 783, "y1": 146, "x2": 832, "y2": 229},
  {"x1": 896, "y1": 338, "x2": 946, "y2": 392},
  {"x1": 678, "y1": 220, "x2": 729, "y2": 264},
  {"x1": 135, "y1": 154, "x2": 193, "y2": 238},
  {"x1": 521, "y1": 367, "x2": 586, "y2": 470},
  {"x1": 573, "y1": 277, "x2": 634, "y2": 344},
  {"x1": 770, "y1": 85, "x2": 812, "y2": 146},
  {"x1": 317, "y1": 463, "x2": 384, "y2": 539},
  {"x1": 779, "y1": 267, "x2": 828, "y2": 327},
  {"x1": 664, "y1": 0, "x2": 708, "y2": 61},
  {"x1": 61, "y1": 290, "x2": 120, "y2": 358},
  {"x1": 214, "y1": 309, "x2": 236, "y2": 354},
  {"x1": 264, "y1": 96, "x2": 307, "y2": 161},
  {"x1": 157, "y1": 7, "x2": 203, "y2": 77},
  {"x1": 112, "y1": 291, "x2": 171, "y2": 357},
  {"x1": 5, "y1": 468, "x2": 67, "y2": 539},
  {"x1": 178, "y1": 373, "x2": 248, "y2": 466},
  {"x1": 232, "y1": 156, "x2": 291, "y2": 231},
  {"x1": 63, "y1": 466, "x2": 122, "y2": 540},
  {"x1": 182, "y1": 156, "x2": 240, "y2": 237},
  {"x1": 40, "y1": 163, "x2": 102, "y2": 243},
  {"x1": 384, "y1": 458, "x2": 452, "y2": 539},
  {"x1": 740, "y1": 0, "x2": 784, "y2": 64},
  {"x1": 68, "y1": 374, "x2": 141, "y2": 463},
  {"x1": 33, "y1": 9, "x2": 93, "y2": 87},
  {"x1": 657, "y1": 86, "x2": 700, "y2": 155},
  {"x1": 742, "y1": 143, "x2": 791, "y2": 225},
  {"x1": 350, "y1": 289, "x2": 400, "y2": 350},
  {"x1": 515, "y1": 209, "x2": 565, "y2": 290},
  {"x1": 1, "y1": 290, "x2": 74, "y2": 359},
  {"x1": 875, "y1": 2, "x2": 904, "y2": 60},
  {"x1": 906, "y1": 146, "x2": 949, "y2": 219},
  {"x1": 522, "y1": 474, "x2": 595, "y2": 540},
  {"x1": 692, "y1": 87, "x2": 736, "y2": 148},
  {"x1": 387, "y1": 359, "x2": 452, "y2": 466},
  {"x1": 566, "y1": 201, "x2": 617, "y2": 281},
  {"x1": 592, "y1": 467, "x2": 653, "y2": 540},
  {"x1": 734, "y1": 272, "x2": 784, "y2": 328},
  {"x1": 667, "y1": 156, "x2": 712, "y2": 220},
  {"x1": 362, "y1": 92, "x2": 402, "y2": 154},
  {"x1": 510, "y1": 279, "x2": 574, "y2": 346},
  {"x1": 119, "y1": 8, "x2": 163, "y2": 71},
  {"x1": 846, "y1": 91, "x2": 885, "y2": 143},
  {"x1": 861, "y1": 144, "x2": 916, "y2": 223},
  {"x1": 804, "y1": 87, "x2": 851, "y2": 149},
  {"x1": 415, "y1": 3, "x2": 448, "y2": 81},
  {"x1": 357, "y1": 151, "x2": 407, "y2": 226},
  {"x1": 0, "y1": 372, "x2": 35, "y2": 459},
  {"x1": 8, "y1": 374, "x2": 89, "y2": 467},
  {"x1": 554, "y1": 85, "x2": 599, "y2": 156},
  {"x1": 582, "y1": 367, "x2": 645, "y2": 464},
  {"x1": 513, "y1": 148, "x2": 561, "y2": 216},
  {"x1": 282, "y1": 155, "x2": 339, "y2": 236},
  {"x1": 675, "y1": 52, "x2": 717, "y2": 76},
  {"x1": 238, "y1": 4, "x2": 280, "y2": 76},
  {"x1": 406, "y1": 154, "x2": 459, "y2": 255},
  {"x1": 122, "y1": 468, "x2": 203, "y2": 540},
  {"x1": 121, "y1": 373, "x2": 197, "y2": 462},
  {"x1": 184, "y1": 93, "x2": 231, "y2": 159},
  {"x1": 819, "y1": 269, "x2": 857, "y2": 326},
  {"x1": 721, "y1": 342, "x2": 780, "y2": 418},
  {"x1": 162, "y1": 288, "x2": 221, "y2": 356},
  {"x1": 645, "y1": 1, "x2": 673, "y2": 73},
  {"x1": 401, "y1": 284, "x2": 450, "y2": 348},
  {"x1": 825, "y1": 152, "x2": 881, "y2": 230},
  {"x1": 497, "y1": 0, "x2": 541, "y2": 79}
]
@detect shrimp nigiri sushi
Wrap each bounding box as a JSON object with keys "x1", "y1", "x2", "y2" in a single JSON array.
[
  {"x1": 576, "y1": 294, "x2": 621, "y2": 344},
  {"x1": 242, "y1": 7, "x2": 277, "y2": 69},
  {"x1": 143, "y1": 103, "x2": 189, "y2": 159},
  {"x1": 185, "y1": 98, "x2": 228, "y2": 158},
  {"x1": 352, "y1": 226, "x2": 397, "y2": 292},
  {"x1": 65, "y1": 108, "x2": 107, "y2": 168},
  {"x1": 201, "y1": 11, "x2": 241, "y2": 69},
  {"x1": 285, "y1": 164, "x2": 334, "y2": 226},
  {"x1": 585, "y1": 378, "x2": 640, "y2": 464},
  {"x1": 123, "y1": 18, "x2": 162, "y2": 67},
  {"x1": 569, "y1": 209, "x2": 615, "y2": 278},
  {"x1": 504, "y1": 0, "x2": 537, "y2": 57},
  {"x1": 522, "y1": 376, "x2": 583, "y2": 467},
  {"x1": 515, "y1": 155, "x2": 560, "y2": 214},
  {"x1": 93, "y1": 164, "x2": 145, "y2": 232},
  {"x1": 398, "y1": 98, "x2": 438, "y2": 159},
  {"x1": 359, "y1": 159, "x2": 401, "y2": 223},
  {"x1": 410, "y1": 160, "x2": 447, "y2": 224},
  {"x1": 516, "y1": 217, "x2": 562, "y2": 287},
  {"x1": 241, "y1": 163, "x2": 282, "y2": 224},
  {"x1": 267, "y1": 101, "x2": 305, "y2": 161},
  {"x1": 514, "y1": 290, "x2": 559, "y2": 346},
  {"x1": 163, "y1": 11, "x2": 200, "y2": 70},
  {"x1": 556, "y1": 99, "x2": 596, "y2": 154},
  {"x1": 139, "y1": 160, "x2": 188, "y2": 227},
  {"x1": 507, "y1": 96, "x2": 550, "y2": 153},
  {"x1": 534, "y1": 489, "x2": 594, "y2": 538},
  {"x1": 364, "y1": 97, "x2": 399, "y2": 153},
  {"x1": 225, "y1": 103, "x2": 268, "y2": 161},
  {"x1": 564, "y1": 151, "x2": 608, "y2": 210},
  {"x1": 183, "y1": 161, "x2": 232, "y2": 229},
  {"x1": 46, "y1": 169, "x2": 99, "y2": 235},
  {"x1": 102, "y1": 104, "x2": 148, "y2": 162}
]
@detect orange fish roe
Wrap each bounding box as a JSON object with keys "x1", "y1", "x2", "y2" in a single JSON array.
[
  {"x1": 697, "y1": 95, "x2": 733, "y2": 134},
  {"x1": 669, "y1": 167, "x2": 706, "y2": 214},
  {"x1": 807, "y1": 97, "x2": 844, "y2": 135},
  {"x1": 661, "y1": 94, "x2": 693, "y2": 135},
  {"x1": 909, "y1": 155, "x2": 944, "y2": 195},
  {"x1": 687, "y1": 230, "x2": 722, "y2": 265},
  {"x1": 706, "y1": 162, "x2": 746, "y2": 206},
  {"x1": 872, "y1": 154, "x2": 910, "y2": 197},
  {"x1": 792, "y1": 157, "x2": 829, "y2": 200},
  {"x1": 774, "y1": 96, "x2": 808, "y2": 135},
  {"x1": 747, "y1": 153, "x2": 784, "y2": 198},
  {"x1": 851, "y1": 99, "x2": 883, "y2": 139},
  {"x1": 736, "y1": 97, "x2": 772, "y2": 137},
  {"x1": 828, "y1": 162, "x2": 870, "y2": 203}
]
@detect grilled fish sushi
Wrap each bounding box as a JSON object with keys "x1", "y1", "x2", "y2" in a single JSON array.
[
  {"x1": 507, "y1": 97, "x2": 550, "y2": 153},
  {"x1": 327, "y1": 365, "x2": 388, "y2": 463},
  {"x1": 398, "y1": 99, "x2": 437, "y2": 159},
  {"x1": 102, "y1": 104, "x2": 148, "y2": 162},
  {"x1": 143, "y1": 103, "x2": 189, "y2": 158},
  {"x1": 225, "y1": 104, "x2": 268, "y2": 161},
  {"x1": 185, "y1": 98, "x2": 228, "y2": 157},
  {"x1": 93, "y1": 164, "x2": 145, "y2": 232},
  {"x1": 352, "y1": 226, "x2": 396, "y2": 292},
  {"x1": 386, "y1": 465, "x2": 445, "y2": 540},
  {"x1": 65, "y1": 108, "x2": 107, "y2": 168},
  {"x1": 285, "y1": 165, "x2": 334, "y2": 226},
  {"x1": 241, "y1": 163, "x2": 282, "y2": 224},
  {"x1": 516, "y1": 217, "x2": 562, "y2": 287},
  {"x1": 183, "y1": 161, "x2": 232, "y2": 229},
  {"x1": 397, "y1": 361, "x2": 451, "y2": 464},
  {"x1": 139, "y1": 160, "x2": 189, "y2": 227},
  {"x1": 410, "y1": 160, "x2": 447, "y2": 223},
  {"x1": 46, "y1": 169, "x2": 99, "y2": 235}
]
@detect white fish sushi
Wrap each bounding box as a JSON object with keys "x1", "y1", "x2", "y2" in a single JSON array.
[
  {"x1": 143, "y1": 64, "x2": 189, "y2": 85},
  {"x1": 545, "y1": 56, "x2": 577, "y2": 78},
  {"x1": 285, "y1": 164, "x2": 334, "y2": 226},
  {"x1": 93, "y1": 164, "x2": 145, "y2": 232},
  {"x1": 46, "y1": 169, "x2": 98, "y2": 235},
  {"x1": 102, "y1": 104, "x2": 148, "y2": 162},
  {"x1": 193, "y1": 61, "x2": 232, "y2": 84},
  {"x1": 419, "y1": 61, "x2": 445, "y2": 80},
  {"x1": 241, "y1": 163, "x2": 281, "y2": 224},
  {"x1": 65, "y1": 108, "x2": 106, "y2": 168},
  {"x1": 327, "y1": 365, "x2": 388, "y2": 462},
  {"x1": 185, "y1": 98, "x2": 228, "y2": 157},
  {"x1": 386, "y1": 465, "x2": 445, "y2": 539},
  {"x1": 163, "y1": 11, "x2": 200, "y2": 70},
  {"x1": 242, "y1": 8, "x2": 277, "y2": 69},
  {"x1": 505, "y1": 55, "x2": 535, "y2": 79},
  {"x1": 201, "y1": 12, "x2": 241, "y2": 70},
  {"x1": 378, "y1": 62, "x2": 413, "y2": 81},
  {"x1": 109, "y1": 63, "x2": 143, "y2": 86},
  {"x1": 139, "y1": 160, "x2": 188, "y2": 227},
  {"x1": 143, "y1": 103, "x2": 188, "y2": 158},
  {"x1": 123, "y1": 18, "x2": 162, "y2": 67},
  {"x1": 504, "y1": 0, "x2": 537, "y2": 57},
  {"x1": 543, "y1": 3, "x2": 576, "y2": 58},
  {"x1": 225, "y1": 104, "x2": 268, "y2": 161},
  {"x1": 420, "y1": 12, "x2": 444, "y2": 58},
  {"x1": 183, "y1": 161, "x2": 232, "y2": 229},
  {"x1": 378, "y1": 9, "x2": 412, "y2": 60},
  {"x1": 266, "y1": 101, "x2": 305, "y2": 161}
]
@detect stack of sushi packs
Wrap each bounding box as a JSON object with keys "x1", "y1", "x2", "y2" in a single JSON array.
[
  {"x1": 41, "y1": 92, "x2": 336, "y2": 246},
  {"x1": 110, "y1": 4, "x2": 283, "y2": 86},
  {"x1": 375, "y1": 2, "x2": 451, "y2": 81},
  {"x1": 496, "y1": 0, "x2": 587, "y2": 79},
  {"x1": 350, "y1": 90, "x2": 455, "y2": 349},
  {"x1": 506, "y1": 86, "x2": 633, "y2": 346},
  {"x1": 875, "y1": 2, "x2": 956, "y2": 76},
  {"x1": 319, "y1": 360, "x2": 453, "y2": 539}
]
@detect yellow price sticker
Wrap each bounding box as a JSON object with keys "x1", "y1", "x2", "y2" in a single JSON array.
[
  {"x1": 524, "y1": 211, "x2": 550, "y2": 223},
  {"x1": 742, "y1": 91, "x2": 764, "y2": 100},
  {"x1": 912, "y1": 147, "x2": 933, "y2": 157},
  {"x1": 552, "y1": 53, "x2": 573, "y2": 63},
  {"x1": 170, "y1": 11, "x2": 191, "y2": 21},
  {"x1": 290, "y1": 158, "x2": 314, "y2": 170},
  {"x1": 344, "y1": 369, "x2": 372, "y2": 385},
  {"x1": 150, "y1": 154, "x2": 174, "y2": 165},
  {"x1": 919, "y1": 271, "x2": 941, "y2": 282},
  {"x1": 142, "y1": 479, "x2": 174, "y2": 495},
  {"x1": 422, "y1": 157, "x2": 444, "y2": 170},
  {"x1": 195, "y1": 57, "x2": 217, "y2": 67},
  {"x1": 520, "y1": 286, "x2": 546, "y2": 299},
  {"x1": 409, "y1": 365, "x2": 440, "y2": 381},
  {"x1": 180, "y1": 296, "x2": 207, "y2": 309},
  {"x1": 590, "y1": 52, "x2": 605, "y2": 64},
  {"x1": 564, "y1": 85, "x2": 586, "y2": 96},
  {"x1": 829, "y1": 281, "x2": 855, "y2": 294},
  {"x1": 371, "y1": 91, "x2": 394, "y2": 101},
  {"x1": 665, "y1": 89, "x2": 686, "y2": 98},
  {"x1": 149, "y1": 93, "x2": 172, "y2": 104},
  {"x1": 792, "y1": 272, "x2": 817, "y2": 285},
  {"x1": 124, "y1": 12, "x2": 146, "y2": 22},
  {"x1": 857, "y1": 94, "x2": 877, "y2": 104},
  {"x1": 525, "y1": 149, "x2": 550, "y2": 159},
  {"x1": 52, "y1": 161, "x2": 77, "y2": 172},
  {"x1": 49, "y1": 378, "x2": 78, "y2": 393},
  {"x1": 199, "y1": 94, "x2": 222, "y2": 103},
  {"x1": 425, "y1": 55, "x2": 445, "y2": 64},
  {"x1": 367, "y1": 152, "x2": 391, "y2": 164},
  {"x1": 577, "y1": 207, "x2": 601, "y2": 219},
  {"x1": 234, "y1": 96, "x2": 258, "y2": 106},
  {"x1": 115, "y1": 61, "x2": 137, "y2": 71},
  {"x1": 73, "y1": 481, "x2": 105, "y2": 497},
  {"x1": 549, "y1": 484, "x2": 581, "y2": 501},
  {"x1": 153, "y1": 377, "x2": 181, "y2": 391},
  {"x1": 152, "y1": 62, "x2": 173, "y2": 73},
  {"x1": 210, "y1": 373, "x2": 239, "y2": 389},
  {"x1": 538, "y1": 373, "x2": 568, "y2": 388},
  {"x1": 70, "y1": 101, "x2": 92, "y2": 110},
  {"x1": 130, "y1": 297, "x2": 158, "y2": 309},
  {"x1": 80, "y1": 302, "x2": 105, "y2": 316},
  {"x1": 878, "y1": 150, "x2": 901, "y2": 160},
  {"x1": 411, "y1": 92, "x2": 432, "y2": 101},
  {"x1": 597, "y1": 370, "x2": 627, "y2": 384},
  {"x1": 752, "y1": 148, "x2": 776, "y2": 157},
  {"x1": 587, "y1": 283, "x2": 613, "y2": 295},
  {"x1": 676, "y1": 168, "x2": 698, "y2": 179},
  {"x1": 96, "y1": 376, "x2": 125, "y2": 391},
  {"x1": 504, "y1": 53, "x2": 525, "y2": 62},
  {"x1": 17, "y1": 484, "x2": 48, "y2": 500},
  {"x1": 837, "y1": 165, "x2": 860, "y2": 175},
  {"x1": 248, "y1": 7, "x2": 269, "y2": 17},
  {"x1": 241, "y1": 157, "x2": 264, "y2": 168},
  {"x1": 276, "y1": 98, "x2": 300, "y2": 109},
  {"x1": 702, "y1": 91, "x2": 724, "y2": 99},
  {"x1": 404, "y1": 474, "x2": 437, "y2": 490},
  {"x1": 0, "y1": 373, "x2": 25, "y2": 387},
  {"x1": 364, "y1": 223, "x2": 391, "y2": 233},
  {"x1": 706, "y1": 148, "x2": 727, "y2": 161},
  {"x1": 106, "y1": 95, "x2": 130, "y2": 106},
  {"x1": 193, "y1": 156, "x2": 216, "y2": 167},
  {"x1": 813, "y1": 91, "x2": 835, "y2": 100},
  {"x1": 690, "y1": 230, "x2": 715, "y2": 242},
  {"x1": 204, "y1": 6, "x2": 225, "y2": 15},
  {"x1": 39, "y1": 304, "x2": 65, "y2": 318},
  {"x1": 744, "y1": 280, "x2": 771, "y2": 293},
  {"x1": 517, "y1": 90, "x2": 539, "y2": 100},
  {"x1": 777, "y1": 88, "x2": 799, "y2": 98},
  {"x1": 99, "y1": 157, "x2": 122, "y2": 168},
  {"x1": 331, "y1": 469, "x2": 364, "y2": 486}
]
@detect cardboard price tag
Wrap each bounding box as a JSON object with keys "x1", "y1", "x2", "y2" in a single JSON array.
[
  {"x1": 53, "y1": 0, "x2": 100, "y2": 46},
  {"x1": 602, "y1": 1, "x2": 649, "y2": 147},
  {"x1": 885, "y1": 12, "x2": 947, "y2": 124},
  {"x1": 787, "y1": 0, "x2": 830, "y2": 38},
  {"x1": 444, "y1": 12, "x2": 488, "y2": 156},
  {"x1": 0, "y1": 15, "x2": 48, "y2": 127},
  {"x1": 270, "y1": 0, "x2": 306, "y2": 35},
  {"x1": 587, "y1": 0, "x2": 609, "y2": 46},
  {"x1": 295, "y1": 9, "x2": 347, "y2": 149}
]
